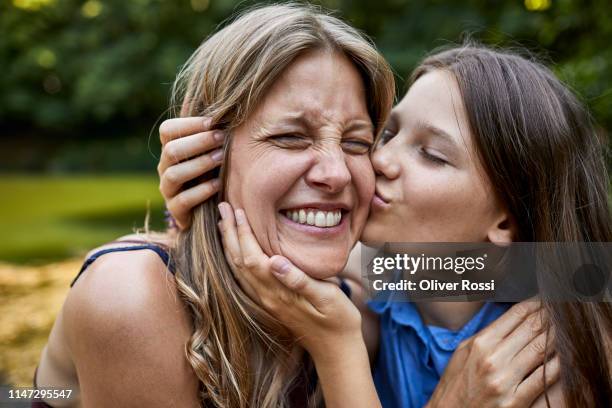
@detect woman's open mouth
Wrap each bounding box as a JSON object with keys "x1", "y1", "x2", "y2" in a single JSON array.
[
  {"x1": 283, "y1": 208, "x2": 343, "y2": 227},
  {"x1": 278, "y1": 205, "x2": 350, "y2": 235}
]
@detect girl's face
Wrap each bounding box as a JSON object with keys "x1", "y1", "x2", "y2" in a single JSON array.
[
  {"x1": 361, "y1": 69, "x2": 513, "y2": 244},
  {"x1": 227, "y1": 50, "x2": 375, "y2": 278}
]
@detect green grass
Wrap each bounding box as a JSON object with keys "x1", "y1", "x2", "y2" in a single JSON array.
[{"x1": 0, "y1": 174, "x2": 166, "y2": 264}]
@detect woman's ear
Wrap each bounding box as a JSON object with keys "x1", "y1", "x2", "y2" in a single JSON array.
[{"x1": 486, "y1": 210, "x2": 517, "y2": 244}]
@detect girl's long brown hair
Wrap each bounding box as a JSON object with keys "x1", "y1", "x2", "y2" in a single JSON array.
[
  {"x1": 412, "y1": 44, "x2": 611, "y2": 407},
  {"x1": 169, "y1": 4, "x2": 395, "y2": 407}
]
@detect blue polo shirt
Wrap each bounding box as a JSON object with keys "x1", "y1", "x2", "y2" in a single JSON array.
[{"x1": 369, "y1": 299, "x2": 511, "y2": 408}]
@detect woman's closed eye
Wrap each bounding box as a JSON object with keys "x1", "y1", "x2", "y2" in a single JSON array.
[
  {"x1": 268, "y1": 134, "x2": 312, "y2": 149},
  {"x1": 342, "y1": 139, "x2": 373, "y2": 154}
]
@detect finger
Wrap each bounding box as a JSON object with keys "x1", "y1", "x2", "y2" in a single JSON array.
[
  {"x1": 158, "y1": 130, "x2": 225, "y2": 174},
  {"x1": 218, "y1": 202, "x2": 244, "y2": 270},
  {"x1": 159, "y1": 149, "x2": 223, "y2": 197},
  {"x1": 494, "y1": 309, "x2": 545, "y2": 362},
  {"x1": 479, "y1": 298, "x2": 541, "y2": 341},
  {"x1": 269, "y1": 255, "x2": 340, "y2": 313},
  {"x1": 514, "y1": 355, "x2": 560, "y2": 406},
  {"x1": 217, "y1": 221, "x2": 258, "y2": 300},
  {"x1": 166, "y1": 179, "x2": 221, "y2": 229},
  {"x1": 159, "y1": 117, "x2": 214, "y2": 145},
  {"x1": 221, "y1": 205, "x2": 275, "y2": 297},
  {"x1": 234, "y1": 209, "x2": 267, "y2": 271},
  {"x1": 511, "y1": 329, "x2": 555, "y2": 382}
]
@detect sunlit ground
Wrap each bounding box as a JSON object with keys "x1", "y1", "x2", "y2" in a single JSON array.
[
  {"x1": 0, "y1": 174, "x2": 165, "y2": 386},
  {"x1": 0, "y1": 258, "x2": 79, "y2": 386}
]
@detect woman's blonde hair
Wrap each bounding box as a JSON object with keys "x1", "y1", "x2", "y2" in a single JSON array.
[{"x1": 169, "y1": 3, "x2": 394, "y2": 407}]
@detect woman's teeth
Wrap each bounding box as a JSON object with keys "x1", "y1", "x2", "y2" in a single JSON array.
[{"x1": 284, "y1": 209, "x2": 342, "y2": 228}]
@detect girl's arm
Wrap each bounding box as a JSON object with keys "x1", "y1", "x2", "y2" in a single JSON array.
[{"x1": 340, "y1": 242, "x2": 380, "y2": 362}]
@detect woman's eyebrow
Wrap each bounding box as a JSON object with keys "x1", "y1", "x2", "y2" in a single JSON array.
[
  {"x1": 256, "y1": 113, "x2": 308, "y2": 132},
  {"x1": 344, "y1": 119, "x2": 374, "y2": 134},
  {"x1": 272, "y1": 112, "x2": 309, "y2": 127}
]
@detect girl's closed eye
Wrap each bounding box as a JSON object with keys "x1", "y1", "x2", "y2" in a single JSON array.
[
  {"x1": 419, "y1": 146, "x2": 448, "y2": 165},
  {"x1": 378, "y1": 128, "x2": 397, "y2": 146}
]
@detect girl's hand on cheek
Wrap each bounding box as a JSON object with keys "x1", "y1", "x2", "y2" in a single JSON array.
[
  {"x1": 158, "y1": 116, "x2": 225, "y2": 230},
  {"x1": 216, "y1": 201, "x2": 363, "y2": 359}
]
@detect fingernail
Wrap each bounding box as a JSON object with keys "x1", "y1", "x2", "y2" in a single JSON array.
[
  {"x1": 213, "y1": 131, "x2": 225, "y2": 142},
  {"x1": 211, "y1": 178, "x2": 221, "y2": 189},
  {"x1": 271, "y1": 258, "x2": 290, "y2": 275},
  {"x1": 218, "y1": 202, "x2": 228, "y2": 219},
  {"x1": 211, "y1": 149, "x2": 223, "y2": 162},
  {"x1": 235, "y1": 209, "x2": 246, "y2": 225},
  {"x1": 203, "y1": 117, "x2": 213, "y2": 129}
]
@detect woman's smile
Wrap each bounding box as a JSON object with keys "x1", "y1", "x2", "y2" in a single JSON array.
[{"x1": 279, "y1": 205, "x2": 349, "y2": 235}]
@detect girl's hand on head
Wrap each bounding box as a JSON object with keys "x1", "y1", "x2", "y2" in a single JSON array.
[
  {"x1": 216, "y1": 201, "x2": 363, "y2": 359},
  {"x1": 158, "y1": 117, "x2": 225, "y2": 230},
  {"x1": 427, "y1": 300, "x2": 561, "y2": 408}
]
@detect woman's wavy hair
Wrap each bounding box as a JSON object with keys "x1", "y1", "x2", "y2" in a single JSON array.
[
  {"x1": 412, "y1": 44, "x2": 612, "y2": 407},
  {"x1": 169, "y1": 3, "x2": 395, "y2": 407}
]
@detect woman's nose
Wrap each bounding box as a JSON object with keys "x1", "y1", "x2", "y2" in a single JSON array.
[
  {"x1": 372, "y1": 144, "x2": 401, "y2": 179},
  {"x1": 305, "y1": 146, "x2": 351, "y2": 194}
]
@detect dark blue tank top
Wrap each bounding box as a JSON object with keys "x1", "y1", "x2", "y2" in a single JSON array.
[{"x1": 70, "y1": 241, "x2": 175, "y2": 287}]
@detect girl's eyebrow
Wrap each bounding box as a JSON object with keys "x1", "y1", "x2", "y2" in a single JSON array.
[
  {"x1": 414, "y1": 120, "x2": 458, "y2": 148},
  {"x1": 386, "y1": 111, "x2": 399, "y2": 128}
]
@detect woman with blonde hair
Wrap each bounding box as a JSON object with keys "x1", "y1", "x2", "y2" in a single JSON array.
[{"x1": 34, "y1": 3, "x2": 393, "y2": 407}]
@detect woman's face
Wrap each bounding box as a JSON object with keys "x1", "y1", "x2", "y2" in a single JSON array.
[
  {"x1": 227, "y1": 50, "x2": 375, "y2": 278},
  {"x1": 361, "y1": 69, "x2": 511, "y2": 243}
]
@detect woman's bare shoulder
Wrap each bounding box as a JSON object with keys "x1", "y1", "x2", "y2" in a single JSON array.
[
  {"x1": 65, "y1": 243, "x2": 186, "y2": 340},
  {"x1": 60, "y1": 243, "x2": 199, "y2": 405}
]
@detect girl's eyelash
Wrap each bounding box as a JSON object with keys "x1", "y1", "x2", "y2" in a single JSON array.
[{"x1": 420, "y1": 147, "x2": 447, "y2": 165}]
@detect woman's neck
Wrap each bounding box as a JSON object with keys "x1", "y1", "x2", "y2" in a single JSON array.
[{"x1": 415, "y1": 301, "x2": 484, "y2": 331}]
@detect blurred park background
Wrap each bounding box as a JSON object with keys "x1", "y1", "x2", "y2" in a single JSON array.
[{"x1": 1, "y1": 0, "x2": 611, "y2": 387}]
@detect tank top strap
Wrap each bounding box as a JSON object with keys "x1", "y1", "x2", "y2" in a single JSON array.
[
  {"x1": 339, "y1": 278, "x2": 352, "y2": 299},
  {"x1": 70, "y1": 243, "x2": 175, "y2": 287}
]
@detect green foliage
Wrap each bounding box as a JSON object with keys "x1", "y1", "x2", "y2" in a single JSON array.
[
  {"x1": 1, "y1": 0, "x2": 233, "y2": 130},
  {"x1": 0, "y1": 0, "x2": 610, "y2": 171},
  {"x1": 0, "y1": 175, "x2": 165, "y2": 263}
]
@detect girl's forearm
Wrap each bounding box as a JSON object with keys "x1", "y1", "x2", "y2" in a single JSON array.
[{"x1": 311, "y1": 337, "x2": 381, "y2": 408}]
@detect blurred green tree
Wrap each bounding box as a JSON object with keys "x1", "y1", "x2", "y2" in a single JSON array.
[{"x1": 0, "y1": 0, "x2": 610, "y2": 171}]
